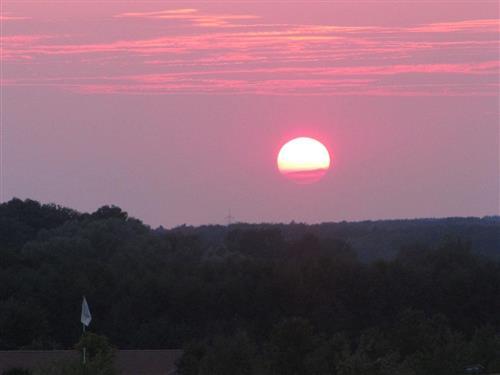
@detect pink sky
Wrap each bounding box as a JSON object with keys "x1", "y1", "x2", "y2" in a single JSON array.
[{"x1": 1, "y1": 1, "x2": 499, "y2": 226}]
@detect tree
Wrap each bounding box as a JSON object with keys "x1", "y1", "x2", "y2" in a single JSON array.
[
  {"x1": 90, "y1": 206, "x2": 128, "y2": 221},
  {"x1": 200, "y1": 332, "x2": 257, "y2": 375},
  {"x1": 176, "y1": 341, "x2": 207, "y2": 375},
  {"x1": 0, "y1": 298, "x2": 49, "y2": 349},
  {"x1": 266, "y1": 318, "x2": 319, "y2": 375}
]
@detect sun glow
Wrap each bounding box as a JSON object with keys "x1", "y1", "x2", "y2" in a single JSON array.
[{"x1": 277, "y1": 137, "x2": 331, "y2": 184}]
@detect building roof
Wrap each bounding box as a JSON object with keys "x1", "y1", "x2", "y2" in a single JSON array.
[{"x1": 0, "y1": 349, "x2": 183, "y2": 375}]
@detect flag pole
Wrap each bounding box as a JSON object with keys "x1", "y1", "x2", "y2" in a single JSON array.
[
  {"x1": 81, "y1": 296, "x2": 91, "y2": 366},
  {"x1": 82, "y1": 322, "x2": 86, "y2": 365}
]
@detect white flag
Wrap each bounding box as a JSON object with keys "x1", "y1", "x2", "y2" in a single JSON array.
[{"x1": 81, "y1": 296, "x2": 92, "y2": 327}]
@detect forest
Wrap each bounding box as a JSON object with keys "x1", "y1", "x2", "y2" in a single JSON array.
[{"x1": 0, "y1": 198, "x2": 499, "y2": 374}]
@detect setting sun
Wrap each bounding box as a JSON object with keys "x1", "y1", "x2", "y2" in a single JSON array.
[{"x1": 277, "y1": 137, "x2": 331, "y2": 184}]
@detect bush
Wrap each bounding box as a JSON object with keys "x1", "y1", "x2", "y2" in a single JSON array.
[{"x1": 34, "y1": 333, "x2": 117, "y2": 375}]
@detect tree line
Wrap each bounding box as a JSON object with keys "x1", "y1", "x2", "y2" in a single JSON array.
[{"x1": 0, "y1": 198, "x2": 499, "y2": 374}]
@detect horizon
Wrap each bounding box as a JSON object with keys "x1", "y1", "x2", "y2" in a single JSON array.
[
  {"x1": 3, "y1": 197, "x2": 500, "y2": 230},
  {"x1": 2, "y1": 1, "x2": 499, "y2": 226}
]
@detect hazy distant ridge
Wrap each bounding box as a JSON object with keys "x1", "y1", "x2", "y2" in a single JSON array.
[{"x1": 168, "y1": 216, "x2": 500, "y2": 261}]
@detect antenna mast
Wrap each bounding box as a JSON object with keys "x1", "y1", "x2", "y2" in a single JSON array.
[{"x1": 225, "y1": 209, "x2": 234, "y2": 225}]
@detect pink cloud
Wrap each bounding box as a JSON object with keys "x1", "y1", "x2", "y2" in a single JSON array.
[
  {"x1": 0, "y1": 13, "x2": 30, "y2": 21},
  {"x1": 3, "y1": 26, "x2": 495, "y2": 60},
  {"x1": 114, "y1": 8, "x2": 259, "y2": 27},
  {"x1": 1, "y1": 10, "x2": 498, "y2": 96},
  {"x1": 4, "y1": 60, "x2": 497, "y2": 97},
  {"x1": 409, "y1": 19, "x2": 500, "y2": 33}
]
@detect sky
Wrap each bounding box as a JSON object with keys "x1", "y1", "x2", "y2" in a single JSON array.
[{"x1": 1, "y1": 1, "x2": 499, "y2": 227}]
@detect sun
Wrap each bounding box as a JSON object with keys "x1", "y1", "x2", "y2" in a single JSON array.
[{"x1": 277, "y1": 137, "x2": 331, "y2": 184}]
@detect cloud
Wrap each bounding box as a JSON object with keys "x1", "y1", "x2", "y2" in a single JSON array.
[
  {"x1": 0, "y1": 13, "x2": 30, "y2": 21},
  {"x1": 409, "y1": 19, "x2": 500, "y2": 33},
  {"x1": 1, "y1": 10, "x2": 498, "y2": 96},
  {"x1": 114, "y1": 8, "x2": 259, "y2": 27},
  {"x1": 5, "y1": 60, "x2": 497, "y2": 97}
]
